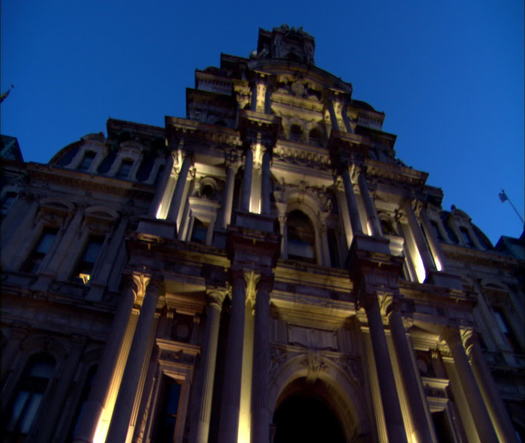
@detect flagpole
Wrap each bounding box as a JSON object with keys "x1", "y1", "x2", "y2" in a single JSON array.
[{"x1": 499, "y1": 189, "x2": 524, "y2": 225}]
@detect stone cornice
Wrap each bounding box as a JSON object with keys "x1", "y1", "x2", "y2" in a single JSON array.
[
  {"x1": 366, "y1": 158, "x2": 428, "y2": 186},
  {"x1": 26, "y1": 164, "x2": 153, "y2": 201},
  {"x1": 441, "y1": 243, "x2": 522, "y2": 269},
  {"x1": 165, "y1": 116, "x2": 242, "y2": 146}
]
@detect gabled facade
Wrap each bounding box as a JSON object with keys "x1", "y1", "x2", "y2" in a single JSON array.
[{"x1": 1, "y1": 25, "x2": 524, "y2": 442}]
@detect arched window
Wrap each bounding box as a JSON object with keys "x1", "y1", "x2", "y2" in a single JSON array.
[
  {"x1": 289, "y1": 125, "x2": 303, "y2": 143},
  {"x1": 6, "y1": 353, "x2": 56, "y2": 437},
  {"x1": 287, "y1": 210, "x2": 315, "y2": 263}
]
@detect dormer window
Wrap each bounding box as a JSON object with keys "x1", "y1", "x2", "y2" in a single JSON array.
[
  {"x1": 459, "y1": 227, "x2": 474, "y2": 248},
  {"x1": 116, "y1": 159, "x2": 133, "y2": 179},
  {"x1": 78, "y1": 151, "x2": 96, "y2": 171}
]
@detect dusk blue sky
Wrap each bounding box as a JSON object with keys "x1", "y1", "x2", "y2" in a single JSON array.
[{"x1": 2, "y1": 0, "x2": 523, "y2": 245}]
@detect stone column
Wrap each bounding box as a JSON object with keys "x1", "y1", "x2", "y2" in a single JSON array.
[
  {"x1": 218, "y1": 271, "x2": 247, "y2": 443},
  {"x1": 73, "y1": 274, "x2": 145, "y2": 443},
  {"x1": 275, "y1": 203, "x2": 287, "y2": 259},
  {"x1": 241, "y1": 147, "x2": 254, "y2": 212},
  {"x1": 467, "y1": 332, "x2": 519, "y2": 443},
  {"x1": 251, "y1": 277, "x2": 273, "y2": 443},
  {"x1": 443, "y1": 328, "x2": 498, "y2": 442},
  {"x1": 167, "y1": 153, "x2": 192, "y2": 224},
  {"x1": 389, "y1": 309, "x2": 436, "y2": 442},
  {"x1": 149, "y1": 151, "x2": 176, "y2": 218},
  {"x1": 0, "y1": 327, "x2": 27, "y2": 381},
  {"x1": 261, "y1": 147, "x2": 272, "y2": 215},
  {"x1": 363, "y1": 294, "x2": 408, "y2": 443},
  {"x1": 106, "y1": 278, "x2": 161, "y2": 443},
  {"x1": 319, "y1": 218, "x2": 331, "y2": 266},
  {"x1": 420, "y1": 211, "x2": 447, "y2": 271},
  {"x1": 356, "y1": 167, "x2": 382, "y2": 237},
  {"x1": 341, "y1": 166, "x2": 363, "y2": 235},
  {"x1": 195, "y1": 290, "x2": 226, "y2": 443},
  {"x1": 404, "y1": 201, "x2": 436, "y2": 274},
  {"x1": 222, "y1": 156, "x2": 240, "y2": 229}
]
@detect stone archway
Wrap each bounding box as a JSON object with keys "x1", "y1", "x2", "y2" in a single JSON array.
[
  {"x1": 268, "y1": 352, "x2": 372, "y2": 442},
  {"x1": 272, "y1": 377, "x2": 346, "y2": 443}
]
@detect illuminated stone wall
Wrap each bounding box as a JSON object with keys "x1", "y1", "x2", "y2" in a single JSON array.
[{"x1": 0, "y1": 25, "x2": 523, "y2": 442}]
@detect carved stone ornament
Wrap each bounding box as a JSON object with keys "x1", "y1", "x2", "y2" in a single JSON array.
[
  {"x1": 269, "y1": 345, "x2": 289, "y2": 383},
  {"x1": 301, "y1": 350, "x2": 328, "y2": 382}
]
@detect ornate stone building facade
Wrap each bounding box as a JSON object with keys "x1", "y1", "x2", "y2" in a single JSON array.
[{"x1": 1, "y1": 26, "x2": 524, "y2": 442}]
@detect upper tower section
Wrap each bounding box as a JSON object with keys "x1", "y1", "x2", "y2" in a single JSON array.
[{"x1": 253, "y1": 25, "x2": 315, "y2": 65}]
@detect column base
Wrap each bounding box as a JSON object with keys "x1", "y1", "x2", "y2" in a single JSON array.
[{"x1": 136, "y1": 217, "x2": 176, "y2": 240}]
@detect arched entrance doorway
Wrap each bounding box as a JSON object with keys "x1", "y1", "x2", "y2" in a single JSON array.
[{"x1": 272, "y1": 377, "x2": 346, "y2": 443}]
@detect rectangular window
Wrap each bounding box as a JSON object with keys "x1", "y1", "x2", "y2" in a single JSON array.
[
  {"x1": 493, "y1": 307, "x2": 519, "y2": 350},
  {"x1": 73, "y1": 235, "x2": 104, "y2": 284},
  {"x1": 22, "y1": 228, "x2": 59, "y2": 273},
  {"x1": 116, "y1": 159, "x2": 133, "y2": 179},
  {"x1": 152, "y1": 376, "x2": 181, "y2": 442},
  {"x1": 190, "y1": 219, "x2": 208, "y2": 244},
  {"x1": 78, "y1": 151, "x2": 96, "y2": 171}
]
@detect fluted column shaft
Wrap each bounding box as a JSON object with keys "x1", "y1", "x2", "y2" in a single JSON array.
[
  {"x1": 74, "y1": 276, "x2": 140, "y2": 443},
  {"x1": 469, "y1": 336, "x2": 518, "y2": 442},
  {"x1": 420, "y1": 211, "x2": 447, "y2": 271},
  {"x1": 364, "y1": 296, "x2": 408, "y2": 443},
  {"x1": 167, "y1": 154, "x2": 191, "y2": 224},
  {"x1": 107, "y1": 279, "x2": 161, "y2": 443},
  {"x1": 404, "y1": 203, "x2": 436, "y2": 274},
  {"x1": 389, "y1": 310, "x2": 436, "y2": 442},
  {"x1": 341, "y1": 167, "x2": 363, "y2": 236},
  {"x1": 261, "y1": 149, "x2": 272, "y2": 215},
  {"x1": 222, "y1": 162, "x2": 239, "y2": 229},
  {"x1": 241, "y1": 148, "x2": 254, "y2": 212},
  {"x1": 251, "y1": 279, "x2": 272, "y2": 443},
  {"x1": 195, "y1": 293, "x2": 224, "y2": 443},
  {"x1": 149, "y1": 151, "x2": 176, "y2": 218},
  {"x1": 218, "y1": 272, "x2": 247, "y2": 443},
  {"x1": 357, "y1": 169, "x2": 382, "y2": 237},
  {"x1": 444, "y1": 329, "x2": 498, "y2": 442}
]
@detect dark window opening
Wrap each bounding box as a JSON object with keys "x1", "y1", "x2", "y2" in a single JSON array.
[
  {"x1": 380, "y1": 218, "x2": 397, "y2": 236},
  {"x1": 191, "y1": 218, "x2": 208, "y2": 244},
  {"x1": 78, "y1": 151, "x2": 96, "y2": 171},
  {"x1": 289, "y1": 125, "x2": 303, "y2": 143},
  {"x1": 73, "y1": 235, "x2": 104, "y2": 284},
  {"x1": 430, "y1": 220, "x2": 444, "y2": 241},
  {"x1": 327, "y1": 228, "x2": 341, "y2": 268},
  {"x1": 22, "y1": 227, "x2": 59, "y2": 274},
  {"x1": 431, "y1": 410, "x2": 455, "y2": 443},
  {"x1": 116, "y1": 159, "x2": 133, "y2": 179},
  {"x1": 493, "y1": 308, "x2": 520, "y2": 351},
  {"x1": 441, "y1": 216, "x2": 459, "y2": 244},
  {"x1": 6, "y1": 354, "x2": 56, "y2": 437},
  {"x1": 200, "y1": 184, "x2": 216, "y2": 200},
  {"x1": 152, "y1": 376, "x2": 181, "y2": 443},
  {"x1": 309, "y1": 128, "x2": 323, "y2": 146},
  {"x1": 459, "y1": 227, "x2": 474, "y2": 248},
  {"x1": 287, "y1": 210, "x2": 315, "y2": 263}
]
